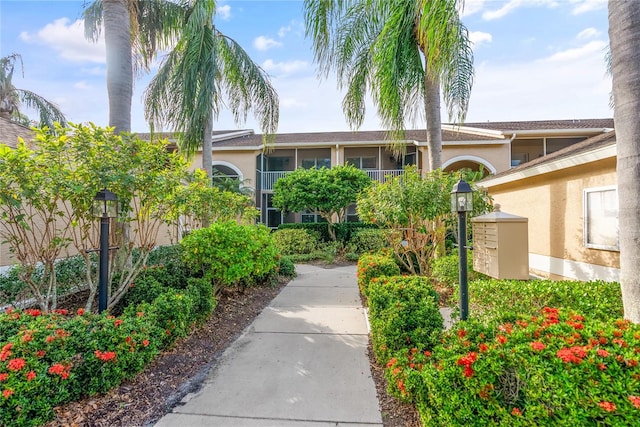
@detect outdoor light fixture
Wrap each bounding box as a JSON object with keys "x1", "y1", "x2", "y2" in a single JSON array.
[
  {"x1": 451, "y1": 179, "x2": 473, "y2": 321},
  {"x1": 94, "y1": 188, "x2": 118, "y2": 313}
]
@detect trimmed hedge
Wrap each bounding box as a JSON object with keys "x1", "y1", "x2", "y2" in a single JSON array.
[
  {"x1": 272, "y1": 228, "x2": 319, "y2": 255},
  {"x1": 357, "y1": 252, "x2": 401, "y2": 296},
  {"x1": 368, "y1": 275, "x2": 443, "y2": 364},
  {"x1": 277, "y1": 221, "x2": 378, "y2": 243}
]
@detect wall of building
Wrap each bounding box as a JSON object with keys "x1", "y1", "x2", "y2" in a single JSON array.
[
  {"x1": 443, "y1": 144, "x2": 511, "y2": 174},
  {"x1": 482, "y1": 157, "x2": 619, "y2": 281}
]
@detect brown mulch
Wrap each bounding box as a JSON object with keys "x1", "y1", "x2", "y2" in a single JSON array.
[{"x1": 45, "y1": 268, "x2": 420, "y2": 427}]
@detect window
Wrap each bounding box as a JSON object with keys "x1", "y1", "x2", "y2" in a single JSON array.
[
  {"x1": 346, "y1": 204, "x2": 359, "y2": 222},
  {"x1": 301, "y1": 157, "x2": 331, "y2": 169},
  {"x1": 301, "y1": 210, "x2": 327, "y2": 223},
  {"x1": 266, "y1": 156, "x2": 290, "y2": 171},
  {"x1": 346, "y1": 156, "x2": 377, "y2": 169},
  {"x1": 584, "y1": 186, "x2": 618, "y2": 250}
]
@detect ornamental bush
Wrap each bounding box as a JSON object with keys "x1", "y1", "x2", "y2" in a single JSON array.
[
  {"x1": 368, "y1": 276, "x2": 443, "y2": 364},
  {"x1": 385, "y1": 307, "x2": 640, "y2": 426},
  {"x1": 463, "y1": 278, "x2": 623, "y2": 324},
  {"x1": 272, "y1": 228, "x2": 320, "y2": 255},
  {"x1": 356, "y1": 252, "x2": 401, "y2": 296},
  {"x1": 346, "y1": 228, "x2": 388, "y2": 255},
  {"x1": 180, "y1": 221, "x2": 279, "y2": 290}
]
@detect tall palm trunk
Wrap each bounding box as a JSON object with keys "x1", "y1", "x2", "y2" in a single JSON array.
[
  {"x1": 425, "y1": 71, "x2": 443, "y2": 171},
  {"x1": 104, "y1": 0, "x2": 132, "y2": 134},
  {"x1": 609, "y1": 1, "x2": 640, "y2": 322}
]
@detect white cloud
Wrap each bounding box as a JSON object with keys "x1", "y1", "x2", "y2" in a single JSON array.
[
  {"x1": 465, "y1": 41, "x2": 611, "y2": 124},
  {"x1": 460, "y1": 0, "x2": 487, "y2": 17},
  {"x1": 253, "y1": 35, "x2": 283, "y2": 51},
  {"x1": 543, "y1": 40, "x2": 608, "y2": 62},
  {"x1": 482, "y1": 0, "x2": 559, "y2": 21},
  {"x1": 469, "y1": 31, "x2": 492, "y2": 47},
  {"x1": 73, "y1": 81, "x2": 91, "y2": 90},
  {"x1": 20, "y1": 18, "x2": 105, "y2": 64},
  {"x1": 577, "y1": 27, "x2": 601, "y2": 40},
  {"x1": 278, "y1": 25, "x2": 292, "y2": 39},
  {"x1": 570, "y1": 0, "x2": 607, "y2": 15},
  {"x1": 262, "y1": 59, "x2": 309, "y2": 76},
  {"x1": 217, "y1": 4, "x2": 231, "y2": 20}
]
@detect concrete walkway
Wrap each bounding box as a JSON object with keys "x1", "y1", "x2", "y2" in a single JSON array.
[{"x1": 155, "y1": 264, "x2": 383, "y2": 427}]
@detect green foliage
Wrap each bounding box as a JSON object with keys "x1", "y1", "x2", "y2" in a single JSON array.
[
  {"x1": 180, "y1": 221, "x2": 279, "y2": 290},
  {"x1": 272, "y1": 228, "x2": 320, "y2": 255},
  {"x1": 278, "y1": 222, "x2": 333, "y2": 242},
  {"x1": 367, "y1": 276, "x2": 443, "y2": 364},
  {"x1": 346, "y1": 228, "x2": 388, "y2": 255},
  {"x1": 0, "y1": 272, "x2": 217, "y2": 426},
  {"x1": 385, "y1": 308, "x2": 640, "y2": 426},
  {"x1": 277, "y1": 256, "x2": 296, "y2": 278},
  {"x1": 357, "y1": 167, "x2": 492, "y2": 276},
  {"x1": 357, "y1": 252, "x2": 401, "y2": 296},
  {"x1": 462, "y1": 278, "x2": 623, "y2": 324},
  {"x1": 272, "y1": 165, "x2": 371, "y2": 239}
]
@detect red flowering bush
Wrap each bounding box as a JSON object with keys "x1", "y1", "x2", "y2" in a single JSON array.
[
  {"x1": 356, "y1": 252, "x2": 400, "y2": 297},
  {"x1": 384, "y1": 307, "x2": 640, "y2": 426},
  {"x1": 367, "y1": 275, "x2": 442, "y2": 363},
  {"x1": 0, "y1": 273, "x2": 217, "y2": 426}
]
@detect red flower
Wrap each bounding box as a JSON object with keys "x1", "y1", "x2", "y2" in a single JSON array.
[
  {"x1": 0, "y1": 344, "x2": 12, "y2": 361},
  {"x1": 2, "y1": 389, "x2": 13, "y2": 399},
  {"x1": 94, "y1": 350, "x2": 117, "y2": 362},
  {"x1": 46, "y1": 336, "x2": 55, "y2": 343},
  {"x1": 511, "y1": 408, "x2": 522, "y2": 416},
  {"x1": 598, "y1": 401, "x2": 616, "y2": 412},
  {"x1": 48, "y1": 363, "x2": 70, "y2": 379},
  {"x1": 114, "y1": 319, "x2": 123, "y2": 327},
  {"x1": 24, "y1": 309, "x2": 41, "y2": 317},
  {"x1": 496, "y1": 335, "x2": 508, "y2": 345},
  {"x1": 458, "y1": 329, "x2": 467, "y2": 339},
  {"x1": 531, "y1": 341, "x2": 546, "y2": 351},
  {"x1": 398, "y1": 379, "x2": 406, "y2": 393},
  {"x1": 26, "y1": 371, "x2": 36, "y2": 381},
  {"x1": 628, "y1": 395, "x2": 640, "y2": 409},
  {"x1": 423, "y1": 350, "x2": 431, "y2": 357},
  {"x1": 0, "y1": 373, "x2": 8, "y2": 382},
  {"x1": 35, "y1": 350, "x2": 46, "y2": 358},
  {"x1": 556, "y1": 346, "x2": 587, "y2": 364},
  {"x1": 21, "y1": 333, "x2": 32, "y2": 343},
  {"x1": 77, "y1": 308, "x2": 85, "y2": 316},
  {"x1": 613, "y1": 338, "x2": 627, "y2": 348},
  {"x1": 498, "y1": 323, "x2": 513, "y2": 334},
  {"x1": 597, "y1": 349, "x2": 610, "y2": 357},
  {"x1": 142, "y1": 340, "x2": 150, "y2": 347},
  {"x1": 386, "y1": 358, "x2": 397, "y2": 368},
  {"x1": 598, "y1": 363, "x2": 607, "y2": 371},
  {"x1": 566, "y1": 321, "x2": 584, "y2": 330},
  {"x1": 479, "y1": 343, "x2": 489, "y2": 352},
  {"x1": 463, "y1": 366, "x2": 474, "y2": 377},
  {"x1": 7, "y1": 358, "x2": 26, "y2": 371}
]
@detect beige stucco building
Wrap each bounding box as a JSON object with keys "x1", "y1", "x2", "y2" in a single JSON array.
[
  {"x1": 1, "y1": 117, "x2": 616, "y2": 274},
  {"x1": 478, "y1": 130, "x2": 619, "y2": 282}
]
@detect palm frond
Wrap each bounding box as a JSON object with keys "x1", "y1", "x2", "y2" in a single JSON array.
[{"x1": 16, "y1": 89, "x2": 67, "y2": 127}]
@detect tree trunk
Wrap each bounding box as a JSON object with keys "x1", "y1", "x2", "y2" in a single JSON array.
[
  {"x1": 103, "y1": 0, "x2": 132, "y2": 134},
  {"x1": 202, "y1": 113, "x2": 213, "y2": 179},
  {"x1": 609, "y1": 1, "x2": 640, "y2": 322},
  {"x1": 424, "y1": 71, "x2": 442, "y2": 172}
]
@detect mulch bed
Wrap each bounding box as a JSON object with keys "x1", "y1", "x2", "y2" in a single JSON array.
[{"x1": 45, "y1": 268, "x2": 420, "y2": 427}]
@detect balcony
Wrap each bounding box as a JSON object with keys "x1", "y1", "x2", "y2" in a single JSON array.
[{"x1": 259, "y1": 169, "x2": 406, "y2": 191}]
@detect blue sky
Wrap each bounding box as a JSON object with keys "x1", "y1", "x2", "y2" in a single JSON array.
[{"x1": 0, "y1": 0, "x2": 611, "y2": 133}]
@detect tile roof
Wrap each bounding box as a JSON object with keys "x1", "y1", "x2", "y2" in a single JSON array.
[
  {"x1": 459, "y1": 118, "x2": 614, "y2": 132},
  {"x1": 0, "y1": 117, "x2": 35, "y2": 148},
  {"x1": 211, "y1": 128, "x2": 500, "y2": 148}
]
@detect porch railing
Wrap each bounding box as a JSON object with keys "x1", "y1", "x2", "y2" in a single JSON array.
[{"x1": 260, "y1": 169, "x2": 406, "y2": 191}]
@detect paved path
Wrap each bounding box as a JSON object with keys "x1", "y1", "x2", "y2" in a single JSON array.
[{"x1": 155, "y1": 264, "x2": 383, "y2": 426}]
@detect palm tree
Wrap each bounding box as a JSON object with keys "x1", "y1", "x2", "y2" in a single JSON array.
[
  {"x1": 143, "y1": 0, "x2": 279, "y2": 179},
  {"x1": 608, "y1": 1, "x2": 640, "y2": 323},
  {"x1": 0, "y1": 53, "x2": 67, "y2": 128},
  {"x1": 83, "y1": 0, "x2": 184, "y2": 134},
  {"x1": 303, "y1": 0, "x2": 473, "y2": 171}
]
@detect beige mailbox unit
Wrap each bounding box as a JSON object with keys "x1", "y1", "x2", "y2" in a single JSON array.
[{"x1": 472, "y1": 206, "x2": 529, "y2": 280}]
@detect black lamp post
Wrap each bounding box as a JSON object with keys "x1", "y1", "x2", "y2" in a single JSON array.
[
  {"x1": 451, "y1": 179, "x2": 474, "y2": 321},
  {"x1": 93, "y1": 189, "x2": 118, "y2": 313}
]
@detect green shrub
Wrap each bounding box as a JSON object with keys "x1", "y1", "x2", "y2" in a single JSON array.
[
  {"x1": 118, "y1": 273, "x2": 165, "y2": 309},
  {"x1": 142, "y1": 245, "x2": 194, "y2": 288},
  {"x1": 278, "y1": 222, "x2": 332, "y2": 242},
  {"x1": 277, "y1": 256, "x2": 296, "y2": 278},
  {"x1": 430, "y1": 252, "x2": 481, "y2": 287},
  {"x1": 463, "y1": 278, "x2": 623, "y2": 324},
  {"x1": 180, "y1": 221, "x2": 279, "y2": 290},
  {"x1": 278, "y1": 222, "x2": 378, "y2": 244},
  {"x1": 346, "y1": 228, "x2": 388, "y2": 254},
  {"x1": 272, "y1": 228, "x2": 319, "y2": 255},
  {"x1": 385, "y1": 308, "x2": 640, "y2": 426},
  {"x1": 368, "y1": 276, "x2": 443, "y2": 364},
  {"x1": 357, "y1": 252, "x2": 401, "y2": 296},
  {"x1": 333, "y1": 222, "x2": 379, "y2": 243}
]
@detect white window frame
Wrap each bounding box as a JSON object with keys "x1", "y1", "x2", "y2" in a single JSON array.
[{"x1": 583, "y1": 185, "x2": 619, "y2": 251}]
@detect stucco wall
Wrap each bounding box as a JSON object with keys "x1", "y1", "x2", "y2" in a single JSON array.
[
  {"x1": 443, "y1": 144, "x2": 511, "y2": 174},
  {"x1": 482, "y1": 157, "x2": 619, "y2": 281}
]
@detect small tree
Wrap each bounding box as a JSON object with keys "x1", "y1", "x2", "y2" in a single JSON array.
[
  {"x1": 357, "y1": 166, "x2": 491, "y2": 276},
  {"x1": 272, "y1": 165, "x2": 371, "y2": 240}
]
